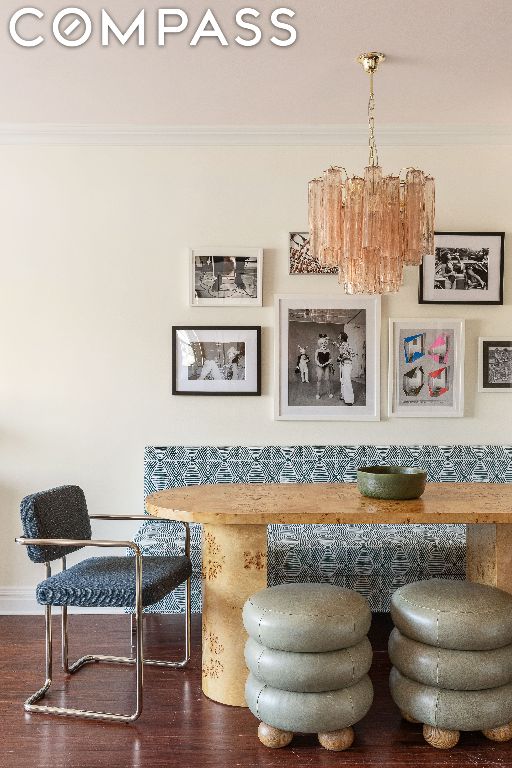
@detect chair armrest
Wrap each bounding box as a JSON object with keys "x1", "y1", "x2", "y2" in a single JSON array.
[
  {"x1": 15, "y1": 537, "x2": 141, "y2": 556},
  {"x1": 88, "y1": 516, "x2": 191, "y2": 557},
  {"x1": 89, "y1": 515, "x2": 158, "y2": 521}
]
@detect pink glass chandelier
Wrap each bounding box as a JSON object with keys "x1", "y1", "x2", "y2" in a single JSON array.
[{"x1": 308, "y1": 52, "x2": 435, "y2": 295}]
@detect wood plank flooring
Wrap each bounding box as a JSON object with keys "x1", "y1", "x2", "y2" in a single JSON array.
[{"x1": 0, "y1": 614, "x2": 510, "y2": 768}]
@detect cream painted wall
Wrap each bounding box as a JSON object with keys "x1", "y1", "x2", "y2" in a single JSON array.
[{"x1": 1, "y1": 143, "x2": 511, "y2": 595}]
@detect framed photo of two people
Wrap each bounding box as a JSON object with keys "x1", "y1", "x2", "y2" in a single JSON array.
[{"x1": 419, "y1": 232, "x2": 505, "y2": 305}]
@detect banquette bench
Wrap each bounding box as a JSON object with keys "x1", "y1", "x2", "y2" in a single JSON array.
[{"x1": 133, "y1": 444, "x2": 512, "y2": 614}]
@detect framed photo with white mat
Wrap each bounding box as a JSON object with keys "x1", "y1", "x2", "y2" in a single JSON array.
[
  {"x1": 189, "y1": 247, "x2": 263, "y2": 307},
  {"x1": 419, "y1": 232, "x2": 504, "y2": 305},
  {"x1": 172, "y1": 326, "x2": 261, "y2": 395},
  {"x1": 274, "y1": 294, "x2": 381, "y2": 421}
]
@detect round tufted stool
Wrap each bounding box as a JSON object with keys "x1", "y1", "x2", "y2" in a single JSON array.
[
  {"x1": 389, "y1": 579, "x2": 512, "y2": 749},
  {"x1": 243, "y1": 583, "x2": 373, "y2": 751}
]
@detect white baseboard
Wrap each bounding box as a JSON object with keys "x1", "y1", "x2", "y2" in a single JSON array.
[{"x1": 0, "y1": 588, "x2": 124, "y2": 615}]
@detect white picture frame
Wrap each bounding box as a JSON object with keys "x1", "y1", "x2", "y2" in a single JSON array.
[
  {"x1": 478, "y1": 337, "x2": 512, "y2": 393},
  {"x1": 189, "y1": 247, "x2": 263, "y2": 307},
  {"x1": 274, "y1": 294, "x2": 381, "y2": 421},
  {"x1": 389, "y1": 318, "x2": 465, "y2": 418}
]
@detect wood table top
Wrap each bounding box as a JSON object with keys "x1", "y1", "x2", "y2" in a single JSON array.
[{"x1": 145, "y1": 482, "x2": 512, "y2": 525}]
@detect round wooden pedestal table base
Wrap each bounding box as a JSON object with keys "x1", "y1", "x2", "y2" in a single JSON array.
[
  {"x1": 401, "y1": 710, "x2": 419, "y2": 724},
  {"x1": 423, "y1": 725, "x2": 460, "y2": 749},
  {"x1": 257, "y1": 723, "x2": 293, "y2": 749},
  {"x1": 201, "y1": 523, "x2": 268, "y2": 707},
  {"x1": 318, "y1": 727, "x2": 355, "y2": 751},
  {"x1": 482, "y1": 722, "x2": 512, "y2": 742}
]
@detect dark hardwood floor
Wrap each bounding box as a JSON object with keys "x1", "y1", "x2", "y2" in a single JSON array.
[{"x1": 0, "y1": 613, "x2": 510, "y2": 768}]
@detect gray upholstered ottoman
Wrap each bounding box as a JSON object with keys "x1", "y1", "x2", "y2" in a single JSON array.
[
  {"x1": 389, "y1": 579, "x2": 512, "y2": 749},
  {"x1": 243, "y1": 583, "x2": 373, "y2": 751}
]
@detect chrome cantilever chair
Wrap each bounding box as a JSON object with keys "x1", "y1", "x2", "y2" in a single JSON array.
[{"x1": 16, "y1": 484, "x2": 191, "y2": 723}]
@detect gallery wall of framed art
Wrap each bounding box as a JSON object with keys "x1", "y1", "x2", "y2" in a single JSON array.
[
  {"x1": 165, "y1": 142, "x2": 508, "y2": 435},
  {"x1": 174, "y1": 226, "x2": 508, "y2": 422}
]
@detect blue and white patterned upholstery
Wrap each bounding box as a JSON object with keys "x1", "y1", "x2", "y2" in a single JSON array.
[
  {"x1": 135, "y1": 445, "x2": 512, "y2": 613},
  {"x1": 36, "y1": 555, "x2": 192, "y2": 608},
  {"x1": 20, "y1": 485, "x2": 92, "y2": 563}
]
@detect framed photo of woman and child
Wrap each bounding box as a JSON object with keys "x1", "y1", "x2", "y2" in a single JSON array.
[
  {"x1": 419, "y1": 232, "x2": 505, "y2": 305},
  {"x1": 274, "y1": 295, "x2": 381, "y2": 421}
]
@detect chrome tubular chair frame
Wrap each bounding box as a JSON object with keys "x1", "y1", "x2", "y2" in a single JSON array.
[{"x1": 16, "y1": 515, "x2": 191, "y2": 723}]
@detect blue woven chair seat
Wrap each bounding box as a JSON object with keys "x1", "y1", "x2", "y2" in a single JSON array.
[{"x1": 36, "y1": 555, "x2": 192, "y2": 608}]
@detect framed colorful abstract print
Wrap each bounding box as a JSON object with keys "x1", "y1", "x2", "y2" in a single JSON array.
[
  {"x1": 274, "y1": 294, "x2": 381, "y2": 421},
  {"x1": 419, "y1": 232, "x2": 505, "y2": 305},
  {"x1": 478, "y1": 338, "x2": 512, "y2": 393},
  {"x1": 389, "y1": 319, "x2": 465, "y2": 418}
]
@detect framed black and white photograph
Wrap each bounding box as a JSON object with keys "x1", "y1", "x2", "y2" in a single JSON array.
[
  {"x1": 172, "y1": 326, "x2": 261, "y2": 395},
  {"x1": 190, "y1": 247, "x2": 263, "y2": 306},
  {"x1": 478, "y1": 338, "x2": 512, "y2": 393},
  {"x1": 389, "y1": 319, "x2": 465, "y2": 418},
  {"x1": 419, "y1": 232, "x2": 505, "y2": 305},
  {"x1": 274, "y1": 295, "x2": 380, "y2": 421},
  {"x1": 289, "y1": 232, "x2": 337, "y2": 275}
]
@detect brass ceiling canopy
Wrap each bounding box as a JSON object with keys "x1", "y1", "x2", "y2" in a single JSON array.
[{"x1": 356, "y1": 52, "x2": 386, "y2": 74}]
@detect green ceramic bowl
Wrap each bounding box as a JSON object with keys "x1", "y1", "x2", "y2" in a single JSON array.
[{"x1": 357, "y1": 466, "x2": 427, "y2": 500}]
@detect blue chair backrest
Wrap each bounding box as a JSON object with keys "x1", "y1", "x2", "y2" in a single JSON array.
[{"x1": 20, "y1": 485, "x2": 91, "y2": 563}]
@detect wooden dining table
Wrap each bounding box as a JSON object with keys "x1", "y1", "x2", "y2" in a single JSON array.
[{"x1": 146, "y1": 482, "x2": 512, "y2": 708}]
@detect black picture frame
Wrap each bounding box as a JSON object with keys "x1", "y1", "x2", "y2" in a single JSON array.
[
  {"x1": 419, "y1": 232, "x2": 505, "y2": 305},
  {"x1": 479, "y1": 338, "x2": 512, "y2": 392},
  {"x1": 172, "y1": 325, "x2": 261, "y2": 396}
]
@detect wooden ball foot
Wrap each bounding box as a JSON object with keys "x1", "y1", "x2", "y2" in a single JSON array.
[
  {"x1": 482, "y1": 722, "x2": 512, "y2": 742},
  {"x1": 423, "y1": 724, "x2": 460, "y2": 749},
  {"x1": 401, "y1": 710, "x2": 419, "y2": 724},
  {"x1": 257, "y1": 722, "x2": 293, "y2": 749},
  {"x1": 318, "y1": 726, "x2": 355, "y2": 751}
]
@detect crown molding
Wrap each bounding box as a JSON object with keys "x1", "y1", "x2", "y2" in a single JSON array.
[{"x1": 0, "y1": 123, "x2": 511, "y2": 147}]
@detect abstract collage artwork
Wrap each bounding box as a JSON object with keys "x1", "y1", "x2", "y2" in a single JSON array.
[{"x1": 389, "y1": 319, "x2": 465, "y2": 417}]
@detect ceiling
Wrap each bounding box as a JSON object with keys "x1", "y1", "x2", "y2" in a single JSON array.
[{"x1": 1, "y1": 0, "x2": 511, "y2": 126}]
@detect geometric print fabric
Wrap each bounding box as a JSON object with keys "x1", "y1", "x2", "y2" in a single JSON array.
[{"x1": 134, "y1": 445, "x2": 512, "y2": 613}]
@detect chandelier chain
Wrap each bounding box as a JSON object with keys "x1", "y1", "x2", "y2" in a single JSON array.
[{"x1": 368, "y1": 70, "x2": 378, "y2": 167}]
